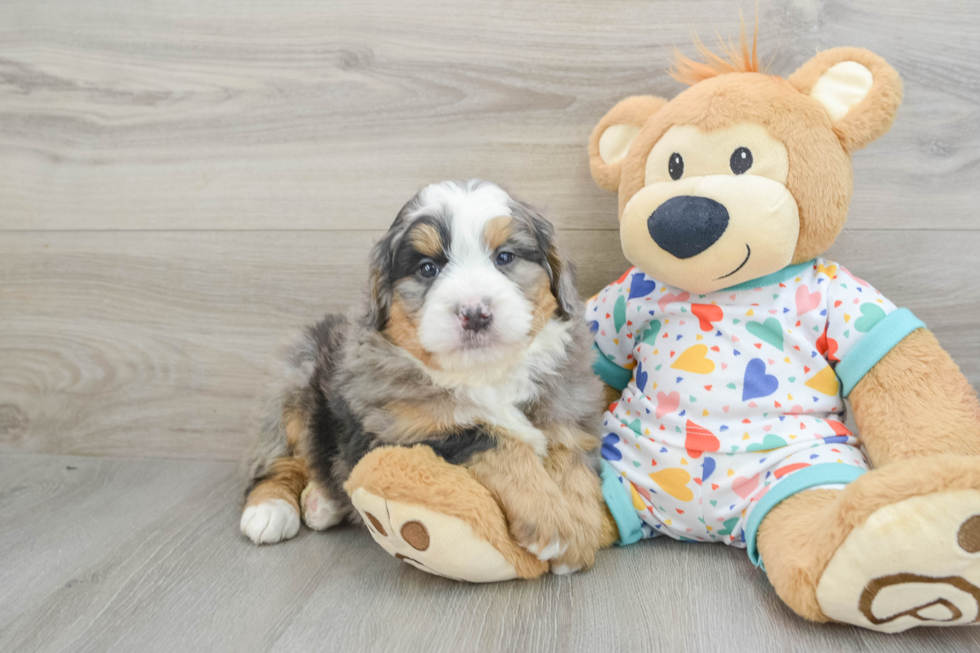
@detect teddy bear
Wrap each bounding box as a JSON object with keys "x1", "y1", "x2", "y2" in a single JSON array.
[{"x1": 342, "y1": 33, "x2": 980, "y2": 633}]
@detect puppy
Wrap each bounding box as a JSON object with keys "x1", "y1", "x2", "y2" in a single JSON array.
[{"x1": 241, "y1": 180, "x2": 606, "y2": 573}]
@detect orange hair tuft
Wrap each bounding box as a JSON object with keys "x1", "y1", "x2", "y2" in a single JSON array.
[{"x1": 670, "y1": 12, "x2": 762, "y2": 85}]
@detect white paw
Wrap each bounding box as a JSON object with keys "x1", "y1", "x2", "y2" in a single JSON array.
[
  {"x1": 550, "y1": 564, "x2": 581, "y2": 576},
  {"x1": 525, "y1": 538, "x2": 568, "y2": 561},
  {"x1": 301, "y1": 483, "x2": 343, "y2": 531},
  {"x1": 240, "y1": 499, "x2": 301, "y2": 545}
]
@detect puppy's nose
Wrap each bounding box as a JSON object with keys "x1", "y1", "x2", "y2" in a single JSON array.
[
  {"x1": 648, "y1": 196, "x2": 730, "y2": 259},
  {"x1": 458, "y1": 305, "x2": 492, "y2": 332}
]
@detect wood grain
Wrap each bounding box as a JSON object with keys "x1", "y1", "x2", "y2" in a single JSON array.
[
  {"x1": 1, "y1": 452, "x2": 979, "y2": 653},
  {"x1": 1, "y1": 229, "x2": 976, "y2": 461},
  {"x1": 1, "y1": 0, "x2": 979, "y2": 231}
]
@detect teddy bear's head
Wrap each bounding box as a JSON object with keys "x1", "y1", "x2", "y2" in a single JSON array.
[{"x1": 589, "y1": 35, "x2": 902, "y2": 294}]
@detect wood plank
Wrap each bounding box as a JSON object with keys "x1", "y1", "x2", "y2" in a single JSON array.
[
  {"x1": 1, "y1": 452, "x2": 978, "y2": 653},
  {"x1": 1, "y1": 229, "x2": 977, "y2": 461},
  {"x1": 0, "y1": 229, "x2": 628, "y2": 459},
  {"x1": 1, "y1": 0, "x2": 979, "y2": 231}
]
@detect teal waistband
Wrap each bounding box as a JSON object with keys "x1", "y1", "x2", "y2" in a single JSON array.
[
  {"x1": 836, "y1": 308, "x2": 925, "y2": 397},
  {"x1": 592, "y1": 343, "x2": 633, "y2": 392},
  {"x1": 600, "y1": 461, "x2": 644, "y2": 546},
  {"x1": 744, "y1": 463, "x2": 866, "y2": 570}
]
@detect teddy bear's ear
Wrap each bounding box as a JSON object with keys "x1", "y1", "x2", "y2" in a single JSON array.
[
  {"x1": 788, "y1": 47, "x2": 903, "y2": 153},
  {"x1": 589, "y1": 96, "x2": 668, "y2": 192}
]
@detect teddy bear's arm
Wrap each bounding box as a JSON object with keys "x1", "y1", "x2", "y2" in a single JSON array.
[{"x1": 849, "y1": 328, "x2": 980, "y2": 465}]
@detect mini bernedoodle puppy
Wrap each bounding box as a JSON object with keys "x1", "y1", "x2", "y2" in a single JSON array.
[{"x1": 241, "y1": 179, "x2": 608, "y2": 573}]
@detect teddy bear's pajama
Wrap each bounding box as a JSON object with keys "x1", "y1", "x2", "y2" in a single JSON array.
[{"x1": 589, "y1": 259, "x2": 924, "y2": 564}]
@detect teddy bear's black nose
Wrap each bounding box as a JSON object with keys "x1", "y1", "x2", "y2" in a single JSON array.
[{"x1": 648, "y1": 196, "x2": 730, "y2": 259}]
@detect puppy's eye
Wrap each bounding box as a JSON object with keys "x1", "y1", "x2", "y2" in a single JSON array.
[
  {"x1": 418, "y1": 260, "x2": 440, "y2": 278},
  {"x1": 495, "y1": 251, "x2": 515, "y2": 266},
  {"x1": 730, "y1": 147, "x2": 753, "y2": 175},
  {"x1": 668, "y1": 153, "x2": 684, "y2": 180}
]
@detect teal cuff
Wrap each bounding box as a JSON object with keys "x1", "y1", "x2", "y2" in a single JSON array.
[
  {"x1": 836, "y1": 308, "x2": 925, "y2": 397},
  {"x1": 745, "y1": 463, "x2": 866, "y2": 570},
  {"x1": 592, "y1": 343, "x2": 633, "y2": 392},
  {"x1": 600, "y1": 461, "x2": 644, "y2": 546}
]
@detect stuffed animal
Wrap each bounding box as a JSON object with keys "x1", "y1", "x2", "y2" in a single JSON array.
[{"x1": 343, "y1": 32, "x2": 980, "y2": 633}]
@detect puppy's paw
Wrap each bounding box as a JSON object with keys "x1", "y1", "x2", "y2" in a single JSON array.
[
  {"x1": 548, "y1": 537, "x2": 599, "y2": 575},
  {"x1": 506, "y1": 505, "x2": 572, "y2": 562},
  {"x1": 240, "y1": 499, "x2": 301, "y2": 545},
  {"x1": 301, "y1": 482, "x2": 343, "y2": 531}
]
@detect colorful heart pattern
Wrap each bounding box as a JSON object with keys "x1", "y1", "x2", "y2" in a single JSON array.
[
  {"x1": 588, "y1": 259, "x2": 890, "y2": 546},
  {"x1": 671, "y1": 344, "x2": 715, "y2": 374}
]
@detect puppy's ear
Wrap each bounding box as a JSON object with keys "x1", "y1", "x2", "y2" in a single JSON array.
[
  {"x1": 788, "y1": 47, "x2": 903, "y2": 153},
  {"x1": 365, "y1": 224, "x2": 402, "y2": 330},
  {"x1": 365, "y1": 240, "x2": 392, "y2": 330},
  {"x1": 589, "y1": 96, "x2": 668, "y2": 192},
  {"x1": 514, "y1": 202, "x2": 580, "y2": 320}
]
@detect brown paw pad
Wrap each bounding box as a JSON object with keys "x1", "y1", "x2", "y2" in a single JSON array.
[
  {"x1": 400, "y1": 520, "x2": 430, "y2": 551},
  {"x1": 958, "y1": 515, "x2": 980, "y2": 554},
  {"x1": 365, "y1": 512, "x2": 387, "y2": 536},
  {"x1": 859, "y1": 574, "x2": 980, "y2": 626}
]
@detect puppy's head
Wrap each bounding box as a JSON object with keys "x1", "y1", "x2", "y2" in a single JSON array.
[{"x1": 367, "y1": 180, "x2": 578, "y2": 371}]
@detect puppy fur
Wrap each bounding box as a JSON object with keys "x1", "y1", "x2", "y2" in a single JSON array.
[{"x1": 241, "y1": 180, "x2": 606, "y2": 572}]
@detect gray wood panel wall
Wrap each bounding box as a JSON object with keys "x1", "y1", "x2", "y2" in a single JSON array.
[{"x1": 2, "y1": 0, "x2": 979, "y2": 461}]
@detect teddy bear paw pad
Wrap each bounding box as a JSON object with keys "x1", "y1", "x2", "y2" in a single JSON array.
[
  {"x1": 816, "y1": 489, "x2": 980, "y2": 632},
  {"x1": 348, "y1": 487, "x2": 520, "y2": 583},
  {"x1": 240, "y1": 499, "x2": 301, "y2": 545}
]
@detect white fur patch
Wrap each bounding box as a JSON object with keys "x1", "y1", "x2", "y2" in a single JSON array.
[
  {"x1": 526, "y1": 537, "x2": 568, "y2": 561},
  {"x1": 413, "y1": 182, "x2": 535, "y2": 372},
  {"x1": 551, "y1": 564, "x2": 581, "y2": 576},
  {"x1": 422, "y1": 319, "x2": 573, "y2": 457},
  {"x1": 240, "y1": 499, "x2": 301, "y2": 545},
  {"x1": 301, "y1": 483, "x2": 344, "y2": 531}
]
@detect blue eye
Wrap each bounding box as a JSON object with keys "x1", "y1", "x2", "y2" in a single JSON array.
[
  {"x1": 495, "y1": 251, "x2": 515, "y2": 266},
  {"x1": 418, "y1": 260, "x2": 440, "y2": 278}
]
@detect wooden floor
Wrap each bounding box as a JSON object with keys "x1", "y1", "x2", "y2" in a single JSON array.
[
  {"x1": 2, "y1": 452, "x2": 979, "y2": 653},
  {"x1": 2, "y1": 0, "x2": 980, "y2": 650}
]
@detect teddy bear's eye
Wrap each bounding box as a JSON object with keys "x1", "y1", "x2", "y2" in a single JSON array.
[
  {"x1": 730, "y1": 147, "x2": 753, "y2": 175},
  {"x1": 668, "y1": 153, "x2": 684, "y2": 180}
]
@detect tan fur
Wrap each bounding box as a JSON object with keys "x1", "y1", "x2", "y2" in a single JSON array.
[
  {"x1": 850, "y1": 329, "x2": 980, "y2": 465},
  {"x1": 529, "y1": 273, "x2": 559, "y2": 336},
  {"x1": 542, "y1": 444, "x2": 606, "y2": 571},
  {"x1": 385, "y1": 401, "x2": 460, "y2": 440},
  {"x1": 283, "y1": 409, "x2": 307, "y2": 452},
  {"x1": 410, "y1": 223, "x2": 444, "y2": 258},
  {"x1": 759, "y1": 455, "x2": 980, "y2": 621},
  {"x1": 599, "y1": 504, "x2": 621, "y2": 549},
  {"x1": 344, "y1": 445, "x2": 549, "y2": 579},
  {"x1": 483, "y1": 215, "x2": 514, "y2": 252},
  {"x1": 588, "y1": 95, "x2": 669, "y2": 192},
  {"x1": 466, "y1": 433, "x2": 578, "y2": 556},
  {"x1": 245, "y1": 456, "x2": 308, "y2": 511},
  {"x1": 384, "y1": 297, "x2": 437, "y2": 369},
  {"x1": 787, "y1": 47, "x2": 903, "y2": 154},
  {"x1": 603, "y1": 383, "x2": 623, "y2": 407}
]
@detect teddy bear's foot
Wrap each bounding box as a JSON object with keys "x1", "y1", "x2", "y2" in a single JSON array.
[
  {"x1": 817, "y1": 487, "x2": 980, "y2": 632},
  {"x1": 344, "y1": 445, "x2": 549, "y2": 583},
  {"x1": 349, "y1": 486, "x2": 523, "y2": 582}
]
